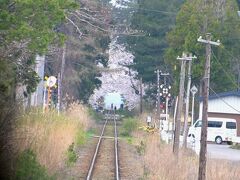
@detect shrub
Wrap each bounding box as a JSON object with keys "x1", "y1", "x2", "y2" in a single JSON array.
[
  {"x1": 88, "y1": 108, "x2": 103, "y2": 122},
  {"x1": 120, "y1": 118, "x2": 138, "y2": 137},
  {"x1": 117, "y1": 109, "x2": 136, "y2": 118},
  {"x1": 16, "y1": 149, "x2": 54, "y2": 180},
  {"x1": 11, "y1": 103, "x2": 93, "y2": 176}
]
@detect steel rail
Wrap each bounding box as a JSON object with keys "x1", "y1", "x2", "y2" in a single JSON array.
[
  {"x1": 86, "y1": 119, "x2": 108, "y2": 180},
  {"x1": 114, "y1": 111, "x2": 120, "y2": 180}
]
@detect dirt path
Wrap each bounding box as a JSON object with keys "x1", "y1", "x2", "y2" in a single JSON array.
[{"x1": 119, "y1": 140, "x2": 144, "y2": 180}]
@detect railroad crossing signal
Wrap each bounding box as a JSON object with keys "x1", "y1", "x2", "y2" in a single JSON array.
[
  {"x1": 159, "y1": 84, "x2": 172, "y2": 111},
  {"x1": 46, "y1": 76, "x2": 57, "y2": 88}
]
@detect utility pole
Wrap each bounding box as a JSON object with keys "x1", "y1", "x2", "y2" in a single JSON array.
[
  {"x1": 59, "y1": 44, "x2": 66, "y2": 111},
  {"x1": 173, "y1": 53, "x2": 187, "y2": 157},
  {"x1": 197, "y1": 34, "x2": 220, "y2": 180},
  {"x1": 238, "y1": 63, "x2": 240, "y2": 91},
  {"x1": 173, "y1": 96, "x2": 178, "y2": 140},
  {"x1": 156, "y1": 69, "x2": 161, "y2": 127},
  {"x1": 140, "y1": 77, "x2": 143, "y2": 114},
  {"x1": 183, "y1": 54, "x2": 197, "y2": 148}
]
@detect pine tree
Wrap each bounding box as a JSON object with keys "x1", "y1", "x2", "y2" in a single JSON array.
[
  {"x1": 126, "y1": 0, "x2": 184, "y2": 99},
  {"x1": 165, "y1": 0, "x2": 240, "y2": 94}
]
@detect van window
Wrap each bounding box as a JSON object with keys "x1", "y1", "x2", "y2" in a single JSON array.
[
  {"x1": 226, "y1": 122, "x2": 236, "y2": 129},
  {"x1": 195, "y1": 121, "x2": 202, "y2": 127},
  {"x1": 207, "y1": 121, "x2": 222, "y2": 128}
]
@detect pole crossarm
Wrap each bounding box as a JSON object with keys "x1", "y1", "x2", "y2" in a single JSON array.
[
  {"x1": 197, "y1": 36, "x2": 220, "y2": 46},
  {"x1": 161, "y1": 73, "x2": 170, "y2": 76},
  {"x1": 177, "y1": 53, "x2": 197, "y2": 62}
]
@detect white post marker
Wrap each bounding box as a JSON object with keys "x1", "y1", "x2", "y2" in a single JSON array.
[
  {"x1": 190, "y1": 85, "x2": 198, "y2": 126},
  {"x1": 146, "y1": 115, "x2": 152, "y2": 126}
]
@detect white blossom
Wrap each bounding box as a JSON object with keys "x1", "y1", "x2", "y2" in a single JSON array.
[{"x1": 89, "y1": 37, "x2": 140, "y2": 110}]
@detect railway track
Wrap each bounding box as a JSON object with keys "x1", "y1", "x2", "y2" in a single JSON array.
[{"x1": 86, "y1": 111, "x2": 120, "y2": 180}]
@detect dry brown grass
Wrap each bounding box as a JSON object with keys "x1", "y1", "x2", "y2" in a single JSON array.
[
  {"x1": 11, "y1": 103, "x2": 93, "y2": 174},
  {"x1": 143, "y1": 135, "x2": 198, "y2": 180},
  {"x1": 133, "y1": 113, "x2": 240, "y2": 180},
  {"x1": 140, "y1": 134, "x2": 240, "y2": 180}
]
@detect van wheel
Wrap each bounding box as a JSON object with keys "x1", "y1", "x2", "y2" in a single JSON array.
[{"x1": 215, "y1": 136, "x2": 222, "y2": 144}]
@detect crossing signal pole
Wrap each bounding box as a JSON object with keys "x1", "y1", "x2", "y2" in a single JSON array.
[
  {"x1": 197, "y1": 34, "x2": 220, "y2": 180},
  {"x1": 47, "y1": 86, "x2": 52, "y2": 111},
  {"x1": 160, "y1": 72, "x2": 170, "y2": 115},
  {"x1": 161, "y1": 73, "x2": 169, "y2": 86},
  {"x1": 44, "y1": 76, "x2": 57, "y2": 112}
]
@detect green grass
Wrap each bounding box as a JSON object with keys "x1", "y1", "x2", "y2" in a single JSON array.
[
  {"x1": 126, "y1": 137, "x2": 133, "y2": 144},
  {"x1": 75, "y1": 129, "x2": 87, "y2": 146},
  {"x1": 66, "y1": 143, "x2": 77, "y2": 166},
  {"x1": 86, "y1": 128, "x2": 96, "y2": 138},
  {"x1": 117, "y1": 109, "x2": 136, "y2": 118},
  {"x1": 120, "y1": 117, "x2": 138, "y2": 137},
  {"x1": 88, "y1": 108, "x2": 103, "y2": 122},
  {"x1": 76, "y1": 128, "x2": 96, "y2": 146},
  {"x1": 16, "y1": 149, "x2": 54, "y2": 180}
]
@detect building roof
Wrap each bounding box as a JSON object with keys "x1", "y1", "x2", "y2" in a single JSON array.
[{"x1": 199, "y1": 91, "x2": 240, "y2": 101}]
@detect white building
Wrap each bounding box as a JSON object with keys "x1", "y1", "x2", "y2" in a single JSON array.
[{"x1": 198, "y1": 91, "x2": 240, "y2": 136}]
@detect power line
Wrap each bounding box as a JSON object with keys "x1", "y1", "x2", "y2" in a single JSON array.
[
  {"x1": 211, "y1": 50, "x2": 239, "y2": 89},
  {"x1": 209, "y1": 87, "x2": 240, "y2": 114},
  {"x1": 128, "y1": 7, "x2": 178, "y2": 15},
  {"x1": 221, "y1": 47, "x2": 240, "y2": 63}
]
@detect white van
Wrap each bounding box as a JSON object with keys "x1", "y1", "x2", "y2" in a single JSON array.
[{"x1": 188, "y1": 117, "x2": 237, "y2": 144}]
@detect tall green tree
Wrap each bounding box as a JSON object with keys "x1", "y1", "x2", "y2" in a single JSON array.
[
  {"x1": 126, "y1": 0, "x2": 184, "y2": 100},
  {"x1": 0, "y1": 1, "x2": 77, "y2": 177},
  {"x1": 165, "y1": 0, "x2": 240, "y2": 94},
  {"x1": 0, "y1": 0, "x2": 77, "y2": 99},
  {"x1": 45, "y1": 0, "x2": 111, "y2": 103}
]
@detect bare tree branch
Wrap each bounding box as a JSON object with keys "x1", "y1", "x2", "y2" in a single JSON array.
[
  {"x1": 75, "y1": 10, "x2": 106, "y2": 23},
  {"x1": 69, "y1": 12, "x2": 109, "y2": 32},
  {"x1": 65, "y1": 16, "x2": 83, "y2": 39},
  {"x1": 79, "y1": 7, "x2": 100, "y2": 13}
]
